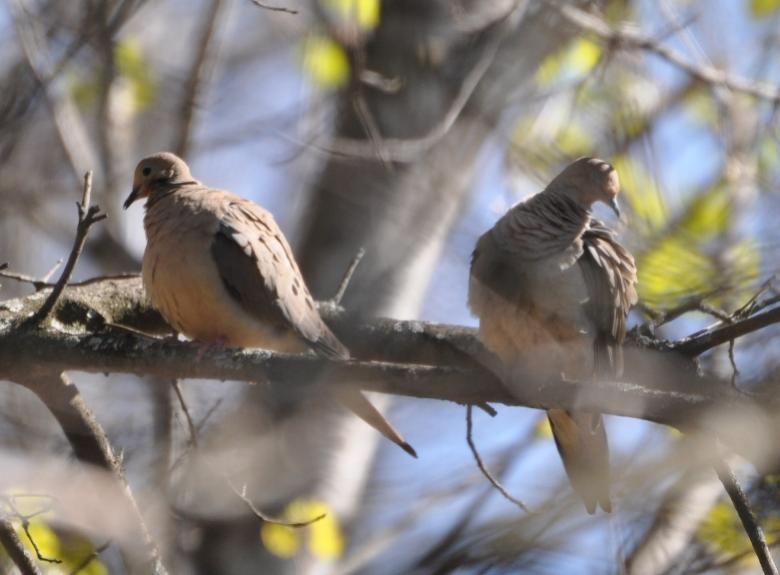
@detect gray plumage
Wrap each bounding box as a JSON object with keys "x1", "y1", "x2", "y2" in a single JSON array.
[{"x1": 468, "y1": 157, "x2": 637, "y2": 513}]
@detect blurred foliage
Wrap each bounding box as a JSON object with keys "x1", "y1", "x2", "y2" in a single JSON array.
[
  {"x1": 535, "y1": 37, "x2": 603, "y2": 86},
  {"x1": 261, "y1": 499, "x2": 345, "y2": 560},
  {"x1": 698, "y1": 500, "x2": 780, "y2": 564},
  {"x1": 749, "y1": 0, "x2": 780, "y2": 18},
  {"x1": 0, "y1": 493, "x2": 106, "y2": 574},
  {"x1": 71, "y1": 38, "x2": 156, "y2": 112},
  {"x1": 324, "y1": 0, "x2": 381, "y2": 30},
  {"x1": 301, "y1": 35, "x2": 350, "y2": 89}
]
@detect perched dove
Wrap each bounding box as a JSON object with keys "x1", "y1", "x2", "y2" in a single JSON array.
[
  {"x1": 124, "y1": 152, "x2": 416, "y2": 458},
  {"x1": 468, "y1": 157, "x2": 637, "y2": 513}
]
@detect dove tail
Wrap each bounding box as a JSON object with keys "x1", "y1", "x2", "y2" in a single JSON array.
[
  {"x1": 335, "y1": 388, "x2": 418, "y2": 458},
  {"x1": 548, "y1": 409, "x2": 611, "y2": 514}
]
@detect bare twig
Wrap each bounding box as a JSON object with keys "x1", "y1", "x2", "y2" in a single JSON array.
[
  {"x1": 40, "y1": 259, "x2": 64, "y2": 284},
  {"x1": 728, "y1": 339, "x2": 739, "y2": 389},
  {"x1": 68, "y1": 541, "x2": 111, "y2": 575},
  {"x1": 174, "y1": 0, "x2": 229, "y2": 158},
  {"x1": 0, "y1": 517, "x2": 43, "y2": 575},
  {"x1": 31, "y1": 172, "x2": 106, "y2": 324},
  {"x1": 249, "y1": 0, "x2": 298, "y2": 15},
  {"x1": 0, "y1": 261, "x2": 62, "y2": 292},
  {"x1": 169, "y1": 381, "x2": 319, "y2": 527},
  {"x1": 171, "y1": 379, "x2": 199, "y2": 448},
  {"x1": 714, "y1": 458, "x2": 779, "y2": 575},
  {"x1": 675, "y1": 305, "x2": 780, "y2": 355},
  {"x1": 465, "y1": 405, "x2": 531, "y2": 513},
  {"x1": 18, "y1": 373, "x2": 168, "y2": 575},
  {"x1": 331, "y1": 247, "x2": 365, "y2": 306},
  {"x1": 224, "y1": 476, "x2": 326, "y2": 527},
  {"x1": 304, "y1": 0, "x2": 529, "y2": 162},
  {"x1": 553, "y1": 2, "x2": 780, "y2": 104}
]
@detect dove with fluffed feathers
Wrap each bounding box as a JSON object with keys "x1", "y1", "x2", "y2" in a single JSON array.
[
  {"x1": 468, "y1": 157, "x2": 637, "y2": 513},
  {"x1": 124, "y1": 151, "x2": 417, "y2": 458}
]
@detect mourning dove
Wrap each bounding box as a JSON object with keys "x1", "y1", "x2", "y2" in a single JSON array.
[
  {"x1": 124, "y1": 151, "x2": 416, "y2": 458},
  {"x1": 468, "y1": 157, "x2": 637, "y2": 513}
]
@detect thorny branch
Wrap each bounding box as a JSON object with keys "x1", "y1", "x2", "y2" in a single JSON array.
[{"x1": 30, "y1": 172, "x2": 106, "y2": 325}]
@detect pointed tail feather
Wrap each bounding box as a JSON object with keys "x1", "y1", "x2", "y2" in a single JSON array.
[
  {"x1": 335, "y1": 388, "x2": 418, "y2": 458},
  {"x1": 548, "y1": 409, "x2": 611, "y2": 513}
]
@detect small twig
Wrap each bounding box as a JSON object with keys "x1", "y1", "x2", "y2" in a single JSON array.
[
  {"x1": 713, "y1": 457, "x2": 779, "y2": 575},
  {"x1": 169, "y1": 386, "x2": 317, "y2": 527},
  {"x1": 174, "y1": 0, "x2": 228, "y2": 158},
  {"x1": 0, "y1": 260, "x2": 63, "y2": 292},
  {"x1": 223, "y1": 475, "x2": 326, "y2": 527},
  {"x1": 675, "y1": 305, "x2": 780, "y2": 355},
  {"x1": 331, "y1": 248, "x2": 365, "y2": 306},
  {"x1": 465, "y1": 405, "x2": 531, "y2": 513},
  {"x1": 40, "y1": 259, "x2": 64, "y2": 284},
  {"x1": 31, "y1": 172, "x2": 105, "y2": 324},
  {"x1": 249, "y1": 0, "x2": 298, "y2": 14},
  {"x1": 553, "y1": 2, "x2": 780, "y2": 104},
  {"x1": 171, "y1": 380, "x2": 199, "y2": 448},
  {"x1": 68, "y1": 541, "x2": 111, "y2": 575},
  {"x1": 0, "y1": 517, "x2": 43, "y2": 575},
  {"x1": 734, "y1": 276, "x2": 778, "y2": 319},
  {"x1": 20, "y1": 519, "x2": 61, "y2": 565},
  {"x1": 2, "y1": 497, "x2": 61, "y2": 565},
  {"x1": 728, "y1": 340, "x2": 740, "y2": 389}
]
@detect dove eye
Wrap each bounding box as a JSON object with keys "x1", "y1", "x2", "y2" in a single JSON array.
[{"x1": 142, "y1": 167, "x2": 151, "y2": 176}]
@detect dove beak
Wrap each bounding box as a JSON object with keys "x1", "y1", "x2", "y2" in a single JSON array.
[
  {"x1": 123, "y1": 186, "x2": 141, "y2": 210},
  {"x1": 609, "y1": 197, "x2": 621, "y2": 218}
]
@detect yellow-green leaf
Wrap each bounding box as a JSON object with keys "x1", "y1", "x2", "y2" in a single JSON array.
[
  {"x1": 750, "y1": 0, "x2": 780, "y2": 18},
  {"x1": 302, "y1": 35, "x2": 350, "y2": 89},
  {"x1": 324, "y1": 0, "x2": 381, "y2": 30},
  {"x1": 613, "y1": 155, "x2": 667, "y2": 234},
  {"x1": 260, "y1": 498, "x2": 344, "y2": 560}
]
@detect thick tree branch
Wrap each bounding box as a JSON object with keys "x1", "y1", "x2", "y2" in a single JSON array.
[{"x1": 2, "y1": 276, "x2": 780, "y2": 467}]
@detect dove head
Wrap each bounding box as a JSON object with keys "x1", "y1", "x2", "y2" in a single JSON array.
[
  {"x1": 124, "y1": 152, "x2": 197, "y2": 209},
  {"x1": 549, "y1": 157, "x2": 621, "y2": 217}
]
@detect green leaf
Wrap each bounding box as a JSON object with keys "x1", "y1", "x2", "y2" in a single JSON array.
[{"x1": 613, "y1": 155, "x2": 667, "y2": 234}]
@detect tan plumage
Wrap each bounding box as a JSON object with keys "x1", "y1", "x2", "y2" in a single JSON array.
[
  {"x1": 124, "y1": 152, "x2": 416, "y2": 458},
  {"x1": 468, "y1": 157, "x2": 637, "y2": 513}
]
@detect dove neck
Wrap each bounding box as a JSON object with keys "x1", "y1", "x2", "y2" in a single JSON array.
[{"x1": 145, "y1": 181, "x2": 200, "y2": 210}]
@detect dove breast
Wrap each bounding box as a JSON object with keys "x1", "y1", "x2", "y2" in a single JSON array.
[{"x1": 142, "y1": 186, "x2": 302, "y2": 351}]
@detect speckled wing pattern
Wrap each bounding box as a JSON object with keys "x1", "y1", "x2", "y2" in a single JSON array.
[
  {"x1": 578, "y1": 219, "x2": 638, "y2": 376},
  {"x1": 211, "y1": 197, "x2": 349, "y2": 360}
]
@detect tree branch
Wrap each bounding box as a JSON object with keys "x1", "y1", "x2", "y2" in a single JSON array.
[
  {"x1": 714, "y1": 458, "x2": 779, "y2": 575},
  {"x1": 673, "y1": 305, "x2": 780, "y2": 356},
  {"x1": 0, "y1": 517, "x2": 42, "y2": 575},
  {"x1": 30, "y1": 172, "x2": 105, "y2": 325},
  {"x1": 553, "y1": 2, "x2": 780, "y2": 104}
]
